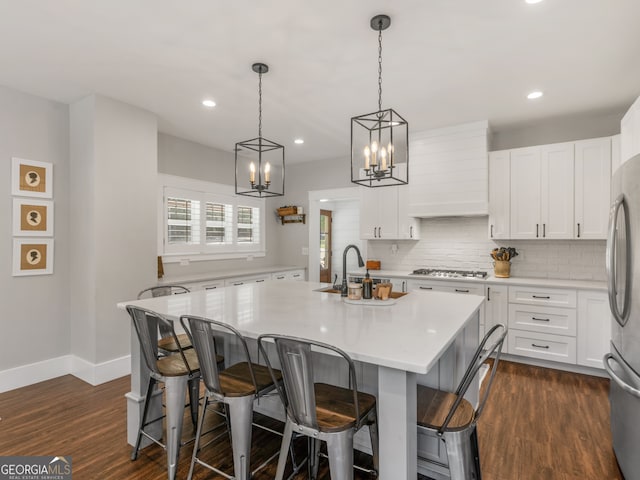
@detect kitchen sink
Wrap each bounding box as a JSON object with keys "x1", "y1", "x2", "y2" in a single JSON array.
[{"x1": 314, "y1": 286, "x2": 408, "y2": 298}]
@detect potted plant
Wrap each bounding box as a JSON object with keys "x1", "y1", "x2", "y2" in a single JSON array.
[{"x1": 490, "y1": 247, "x2": 518, "y2": 278}]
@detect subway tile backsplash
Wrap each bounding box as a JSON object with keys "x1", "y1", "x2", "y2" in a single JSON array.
[{"x1": 366, "y1": 217, "x2": 606, "y2": 281}]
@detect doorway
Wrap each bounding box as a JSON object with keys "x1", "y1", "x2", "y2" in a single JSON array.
[{"x1": 319, "y1": 209, "x2": 332, "y2": 283}]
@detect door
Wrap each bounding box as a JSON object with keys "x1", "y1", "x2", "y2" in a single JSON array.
[
  {"x1": 319, "y1": 209, "x2": 332, "y2": 283},
  {"x1": 488, "y1": 151, "x2": 510, "y2": 239}
]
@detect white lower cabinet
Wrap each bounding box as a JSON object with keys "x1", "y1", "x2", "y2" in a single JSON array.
[
  {"x1": 484, "y1": 285, "x2": 508, "y2": 348},
  {"x1": 182, "y1": 279, "x2": 224, "y2": 291},
  {"x1": 577, "y1": 290, "x2": 610, "y2": 369},
  {"x1": 271, "y1": 269, "x2": 305, "y2": 281},
  {"x1": 224, "y1": 274, "x2": 270, "y2": 286},
  {"x1": 507, "y1": 286, "x2": 577, "y2": 365}
]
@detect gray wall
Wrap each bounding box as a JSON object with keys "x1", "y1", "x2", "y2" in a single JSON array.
[
  {"x1": 157, "y1": 133, "x2": 282, "y2": 278},
  {"x1": 491, "y1": 107, "x2": 624, "y2": 150},
  {"x1": 0, "y1": 85, "x2": 70, "y2": 370},
  {"x1": 70, "y1": 95, "x2": 158, "y2": 366}
]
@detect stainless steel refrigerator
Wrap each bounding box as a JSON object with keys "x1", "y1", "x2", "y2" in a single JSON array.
[{"x1": 604, "y1": 152, "x2": 640, "y2": 479}]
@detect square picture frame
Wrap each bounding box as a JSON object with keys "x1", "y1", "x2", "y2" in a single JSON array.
[
  {"x1": 12, "y1": 238, "x2": 54, "y2": 276},
  {"x1": 11, "y1": 157, "x2": 53, "y2": 198},
  {"x1": 13, "y1": 198, "x2": 54, "y2": 236}
]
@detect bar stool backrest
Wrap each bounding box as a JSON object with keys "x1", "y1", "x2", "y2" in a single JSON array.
[
  {"x1": 259, "y1": 334, "x2": 361, "y2": 431},
  {"x1": 127, "y1": 305, "x2": 195, "y2": 378},
  {"x1": 181, "y1": 315, "x2": 257, "y2": 396},
  {"x1": 440, "y1": 323, "x2": 507, "y2": 434},
  {"x1": 137, "y1": 286, "x2": 190, "y2": 339}
]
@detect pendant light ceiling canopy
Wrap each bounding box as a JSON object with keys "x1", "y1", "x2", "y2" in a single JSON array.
[
  {"x1": 351, "y1": 14, "x2": 409, "y2": 188},
  {"x1": 235, "y1": 62, "x2": 285, "y2": 198}
]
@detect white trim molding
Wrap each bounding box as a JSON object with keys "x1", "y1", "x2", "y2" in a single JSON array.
[{"x1": 0, "y1": 354, "x2": 131, "y2": 393}]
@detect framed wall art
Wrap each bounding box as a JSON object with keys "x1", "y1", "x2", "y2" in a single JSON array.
[
  {"x1": 13, "y1": 198, "x2": 54, "y2": 236},
  {"x1": 11, "y1": 157, "x2": 53, "y2": 198},
  {"x1": 12, "y1": 238, "x2": 54, "y2": 276}
]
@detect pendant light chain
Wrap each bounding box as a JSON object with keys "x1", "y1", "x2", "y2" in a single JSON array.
[
  {"x1": 258, "y1": 70, "x2": 263, "y2": 137},
  {"x1": 377, "y1": 26, "x2": 383, "y2": 113}
]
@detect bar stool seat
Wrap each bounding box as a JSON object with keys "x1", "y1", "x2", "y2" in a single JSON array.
[
  {"x1": 417, "y1": 386, "x2": 475, "y2": 431},
  {"x1": 157, "y1": 334, "x2": 192, "y2": 353},
  {"x1": 219, "y1": 362, "x2": 281, "y2": 397},
  {"x1": 314, "y1": 383, "x2": 377, "y2": 433}
]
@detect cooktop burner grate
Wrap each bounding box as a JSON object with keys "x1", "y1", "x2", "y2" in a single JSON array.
[{"x1": 411, "y1": 269, "x2": 488, "y2": 279}]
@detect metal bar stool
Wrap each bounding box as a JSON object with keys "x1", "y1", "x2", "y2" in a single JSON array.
[
  {"x1": 416, "y1": 324, "x2": 507, "y2": 480},
  {"x1": 181, "y1": 315, "x2": 283, "y2": 480},
  {"x1": 126, "y1": 305, "x2": 204, "y2": 480},
  {"x1": 258, "y1": 334, "x2": 379, "y2": 480},
  {"x1": 137, "y1": 285, "x2": 192, "y2": 354}
]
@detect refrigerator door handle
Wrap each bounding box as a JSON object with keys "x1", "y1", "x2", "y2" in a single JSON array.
[
  {"x1": 604, "y1": 353, "x2": 640, "y2": 399},
  {"x1": 606, "y1": 194, "x2": 632, "y2": 327}
]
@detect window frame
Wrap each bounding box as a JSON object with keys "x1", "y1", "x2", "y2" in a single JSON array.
[{"x1": 158, "y1": 174, "x2": 266, "y2": 262}]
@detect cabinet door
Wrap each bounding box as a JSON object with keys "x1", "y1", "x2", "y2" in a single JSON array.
[
  {"x1": 574, "y1": 137, "x2": 611, "y2": 240},
  {"x1": 577, "y1": 291, "x2": 610, "y2": 369},
  {"x1": 488, "y1": 151, "x2": 510, "y2": 239},
  {"x1": 397, "y1": 184, "x2": 420, "y2": 239},
  {"x1": 359, "y1": 186, "x2": 379, "y2": 240},
  {"x1": 485, "y1": 285, "x2": 508, "y2": 350},
  {"x1": 510, "y1": 147, "x2": 541, "y2": 239},
  {"x1": 377, "y1": 186, "x2": 399, "y2": 239},
  {"x1": 540, "y1": 142, "x2": 574, "y2": 239}
]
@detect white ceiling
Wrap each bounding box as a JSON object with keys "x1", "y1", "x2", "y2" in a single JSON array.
[{"x1": 1, "y1": 0, "x2": 639, "y2": 163}]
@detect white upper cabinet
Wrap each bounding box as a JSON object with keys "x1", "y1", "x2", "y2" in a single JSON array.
[
  {"x1": 510, "y1": 142, "x2": 574, "y2": 240},
  {"x1": 488, "y1": 151, "x2": 510, "y2": 239},
  {"x1": 621, "y1": 95, "x2": 640, "y2": 165},
  {"x1": 408, "y1": 121, "x2": 489, "y2": 218},
  {"x1": 509, "y1": 146, "x2": 542, "y2": 239},
  {"x1": 540, "y1": 142, "x2": 574, "y2": 239},
  {"x1": 574, "y1": 137, "x2": 611, "y2": 239},
  {"x1": 359, "y1": 181, "x2": 418, "y2": 240},
  {"x1": 496, "y1": 137, "x2": 610, "y2": 240}
]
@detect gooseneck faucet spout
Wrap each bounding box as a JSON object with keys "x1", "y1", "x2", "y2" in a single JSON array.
[{"x1": 341, "y1": 244, "x2": 365, "y2": 297}]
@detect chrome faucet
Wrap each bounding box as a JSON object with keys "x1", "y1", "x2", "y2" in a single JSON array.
[{"x1": 341, "y1": 244, "x2": 365, "y2": 297}]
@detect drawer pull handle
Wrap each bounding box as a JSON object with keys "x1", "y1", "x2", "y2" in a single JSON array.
[
  {"x1": 293, "y1": 274, "x2": 301, "y2": 277},
  {"x1": 419, "y1": 286, "x2": 433, "y2": 290},
  {"x1": 532, "y1": 343, "x2": 550, "y2": 349},
  {"x1": 205, "y1": 286, "x2": 217, "y2": 290},
  {"x1": 233, "y1": 282, "x2": 243, "y2": 286},
  {"x1": 455, "y1": 289, "x2": 470, "y2": 293},
  {"x1": 276, "y1": 276, "x2": 285, "y2": 279},
  {"x1": 532, "y1": 317, "x2": 550, "y2": 322},
  {"x1": 532, "y1": 295, "x2": 551, "y2": 299},
  {"x1": 256, "y1": 279, "x2": 265, "y2": 283}
]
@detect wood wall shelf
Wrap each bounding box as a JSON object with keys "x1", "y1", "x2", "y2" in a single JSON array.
[{"x1": 277, "y1": 213, "x2": 306, "y2": 225}]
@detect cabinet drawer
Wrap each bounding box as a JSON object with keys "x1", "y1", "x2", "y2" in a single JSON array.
[
  {"x1": 507, "y1": 330, "x2": 576, "y2": 364},
  {"x1": 224, "y1": 274, "x2": 270, "y2": 286},
  {"x1": 508, "y1": 304, "x2": 577, "y2": 336},
  {"x1": 508, "y1": 286, "x2": 576, "y2": 308}
]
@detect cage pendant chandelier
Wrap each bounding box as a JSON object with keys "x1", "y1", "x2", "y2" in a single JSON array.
[
  {"x1": 351, "y1": 14, "x2": 409, "y2": 187},
  {"x1": 235, "y1": 62, "x2": 285, "y2": 197}
]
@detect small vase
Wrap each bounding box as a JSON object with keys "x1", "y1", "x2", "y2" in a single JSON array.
[{"x1": 494, "y1": 260, "x2": 511, "y2": 278}]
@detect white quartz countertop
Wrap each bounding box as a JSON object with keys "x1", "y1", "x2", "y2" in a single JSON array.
[
  {"x1": 348, "y1": 269, "x2": 606, "y2": 291},
  {"x1": 158, "y1": 265, "x2": 305, "y2": 285},
  {"x1": 118, "y1": 280, "x2": 484, "y2": 375}
]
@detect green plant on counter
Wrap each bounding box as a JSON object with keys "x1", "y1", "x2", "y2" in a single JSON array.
[{"x1": 490, "y1": 247, "x2": 518, "y2": 262}]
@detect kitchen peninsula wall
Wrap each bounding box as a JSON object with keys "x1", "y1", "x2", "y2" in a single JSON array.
[{"x1": 366, "y1": 216, "x2": 606, "y2": 282}]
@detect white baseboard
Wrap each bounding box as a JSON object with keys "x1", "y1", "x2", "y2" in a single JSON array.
[{"x1": 0, "y1": 354, "x2": 131, "y2": 393}]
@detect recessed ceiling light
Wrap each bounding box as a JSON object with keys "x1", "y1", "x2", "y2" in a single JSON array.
[
  {"x1": 525, "y1": 0, "x2": 543, "y2": 4},
  {"x1": 202, "y1": 99, "x2": 216, "y2": 108},
  {"x1": 294, "y1": 138, "x2": 304, "y2": 145},
  {"x1": 527, "y1": 90, "x2": 544, "y2": 100}
]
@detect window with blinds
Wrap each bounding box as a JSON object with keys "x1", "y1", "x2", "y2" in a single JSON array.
[{"x1": 160, "y1": 176, "x2": 265, "y2": 258}]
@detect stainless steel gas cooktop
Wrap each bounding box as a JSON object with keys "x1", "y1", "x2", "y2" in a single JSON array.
[{"x1": 410, "y1": 268, "x2": 488, "y2": 279}]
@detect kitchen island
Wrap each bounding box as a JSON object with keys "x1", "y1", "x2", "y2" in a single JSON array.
[{"x1": 118, "y1": 280, "x2": 483, "y2": 478}]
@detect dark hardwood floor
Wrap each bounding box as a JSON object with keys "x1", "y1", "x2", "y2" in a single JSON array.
[{"x1": 0, "y1": 360, "x2": 623, "y2": 480}]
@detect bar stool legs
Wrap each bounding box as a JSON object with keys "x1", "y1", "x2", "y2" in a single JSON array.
[
  {"x1": 227, "y1": 395, "x2": 255, "y2": 480},
  {"x1": 165, "y1": 375, "x2": 188, "y2": 480},
  {"x1": 325, "y1": 430, "x2": 354, "y2": 480}
]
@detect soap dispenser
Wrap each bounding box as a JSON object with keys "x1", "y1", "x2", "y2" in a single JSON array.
[{"x1": 362, "y1": 269, "x2": 373, "y2": 300}]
